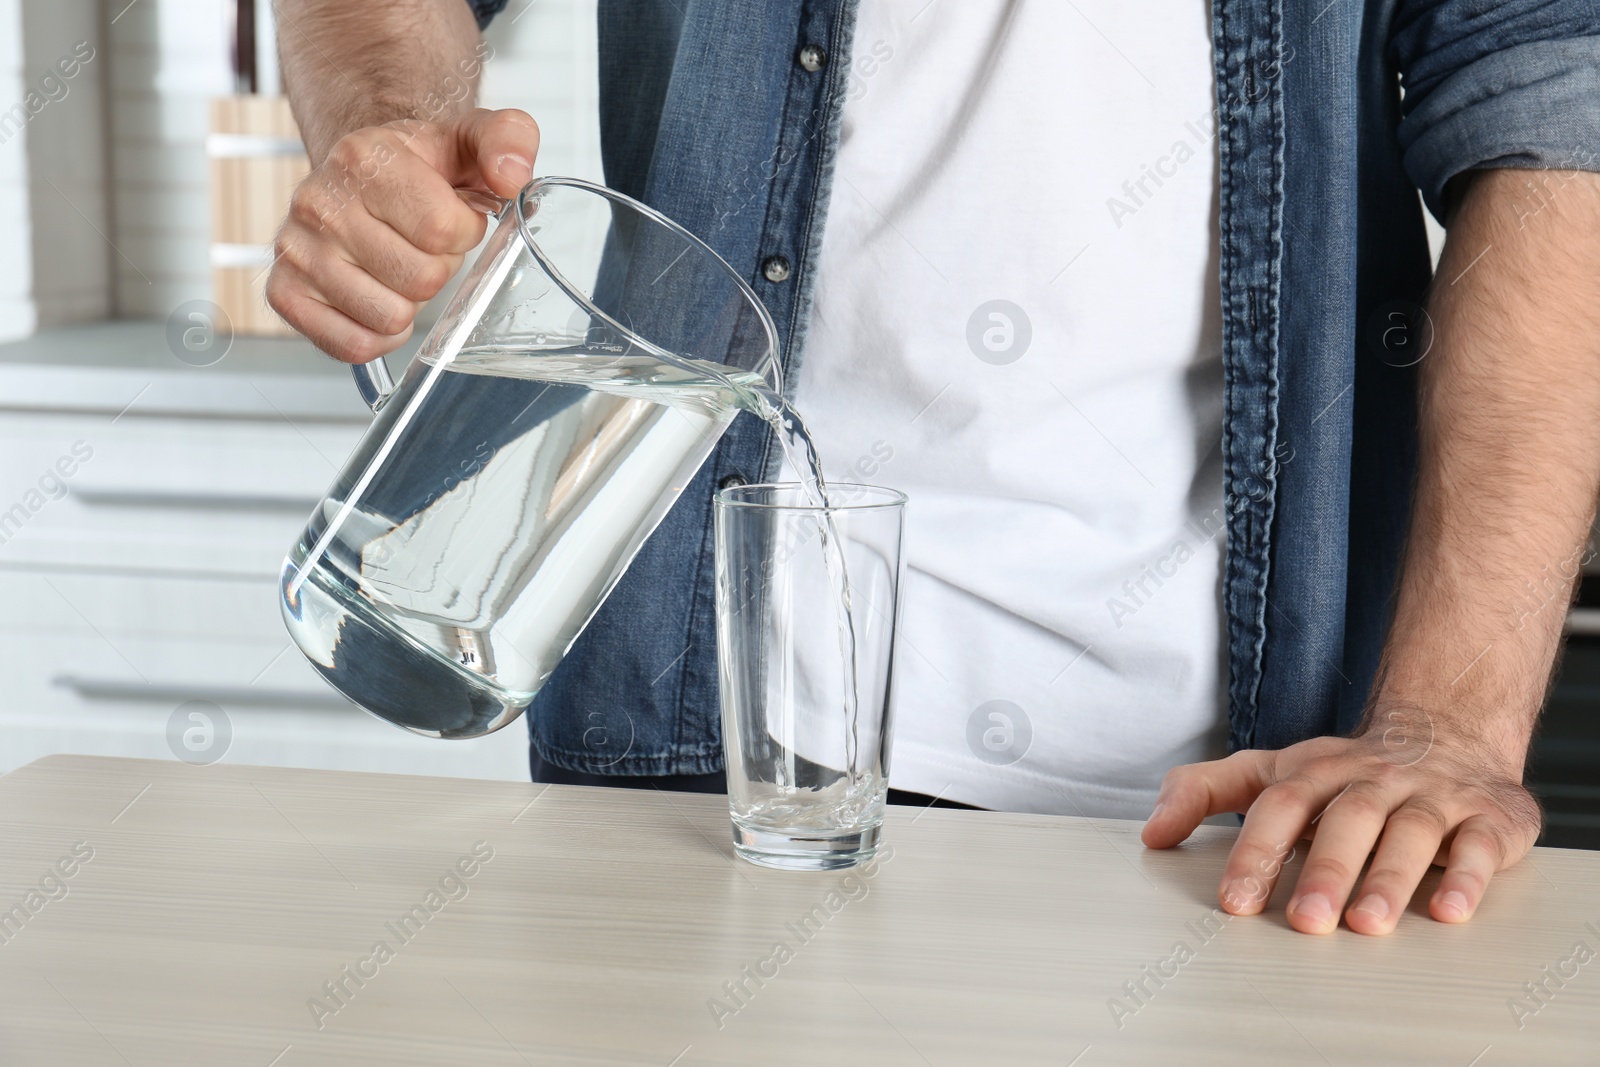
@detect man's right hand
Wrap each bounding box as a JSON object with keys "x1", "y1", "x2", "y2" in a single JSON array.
[{"x1": 267, "y1": 108, "x2": 540, "y2": 364}]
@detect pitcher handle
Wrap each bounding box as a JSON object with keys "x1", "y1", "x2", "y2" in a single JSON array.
[
  {"x1": 351, "y1": 357, "x2": 396, "y2": 413},
  {"x1": 347, "y1": 188, "x2": 509, "y2": 414}
]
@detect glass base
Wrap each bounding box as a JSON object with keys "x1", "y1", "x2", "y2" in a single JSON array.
[{"x1": 731, "y1": 820, "x2": 881, "y2": 871}]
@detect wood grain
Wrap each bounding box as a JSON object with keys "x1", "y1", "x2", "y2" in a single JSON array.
[
  {"x1": 0, "y1": 754, "x2": 1594, "y2": 1065},
  {"x1": 208, "y1": 96, "x2": 308, "y2": 337}
]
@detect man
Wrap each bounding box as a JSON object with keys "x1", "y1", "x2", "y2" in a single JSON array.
[{"x1": 266, "y1": 0, "x2": 1600, "y2": 936}]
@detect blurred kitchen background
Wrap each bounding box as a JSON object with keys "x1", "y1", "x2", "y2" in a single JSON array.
[
  {"x1": 0, "y1": 0, "x2": 601, "y2": 784},
  {"x1": 2, "y1": 0, "x2": 1596, "y2": 847}
]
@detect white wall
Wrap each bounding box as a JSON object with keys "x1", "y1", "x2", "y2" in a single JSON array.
[
  {"x1": 106, "y1": 0, "x2": 233, "y2": 319},
  {"x1": 21, "y1": 0, "x2": 113, "y2": 328},
  {"x1": 0, "y1": 0, "x2": 115, "y2": 340},
  {"x1": 0, "y1": 0, "x2": 33, "y2": 342}
]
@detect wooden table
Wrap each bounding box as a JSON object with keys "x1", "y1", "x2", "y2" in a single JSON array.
[{"x1": 0, "y1": 755, "x2": 1595, "y2": 1065}]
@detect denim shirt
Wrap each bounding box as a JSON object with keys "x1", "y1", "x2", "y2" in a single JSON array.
[{"x1": 470, "y1": 0, "x2": 1600, "y2": 776}]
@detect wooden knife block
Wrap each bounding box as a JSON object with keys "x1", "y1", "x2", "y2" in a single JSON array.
[{"x1": 208, "y1": 96, "x2": 308, "y2": 336}]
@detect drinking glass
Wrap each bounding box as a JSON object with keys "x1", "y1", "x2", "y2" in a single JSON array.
[{"x1": 714, "y1": 483, "x2": 907, "y2": 870}]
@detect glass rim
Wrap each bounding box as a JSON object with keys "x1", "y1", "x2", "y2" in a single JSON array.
[
  {"x1": 714, "y1": 481, "x2": 908, "y2": 512},
  {"x1": 512, "y1": 176, "x2": 782, "y2": 389}
]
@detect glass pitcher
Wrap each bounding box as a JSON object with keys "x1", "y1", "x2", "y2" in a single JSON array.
[{"x1": 280, "y1": 177, "x2": 781, "y2": 739}]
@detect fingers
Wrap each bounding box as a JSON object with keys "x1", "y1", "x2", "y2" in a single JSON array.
[
  {"x1": 269, "y1": 112, "x2": 522, "y2": 361},
  {"x1": 324, "y1": 209, "x2": 461, "y2": 302},
  {"x1": 1218, "y1": 770, "x2": 1346, "y2": 916},
  {"x1": 1284, "y1": 784, "x2": 1394, "y2": 934},
  {"x1": 441, "y1": 107, "x2": 541, "y2": 199},
  {"x1": 328, "y1": 134, "x2": 486, "y2": 256},
  {"x1": 1140, "y1": 749, "x2": 1274, "y2": 849},
  {"x1": 265, "y1": 258, "x2": 413, "y2": 364},
  {"x1": 298, "y1": 252, "x2": 420, "y2": 337},
  {"x1": 1431, "y1": 814, "x2": 1509, "y2": 924},
  {"x1": 1344, "y1": 802, "x2": 1448, "y2": 935}
]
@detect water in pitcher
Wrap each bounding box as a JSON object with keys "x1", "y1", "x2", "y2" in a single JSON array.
[{"x1": 279, "y1": 342, "x2": 867, "y2": 781}]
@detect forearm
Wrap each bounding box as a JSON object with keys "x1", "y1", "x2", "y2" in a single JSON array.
[
  {"x1": 276, "y1": 0, "x2": 486, "y2": 163},
  {"x1": 1370, "y1": 167, "x2": 1600, "y2": 766}
]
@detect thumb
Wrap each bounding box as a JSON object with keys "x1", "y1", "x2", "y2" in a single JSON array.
[
  {"x1": 1141, "y1": 750, "x2": 1274, "y2": 849},
  {"x1": 412, "y1": 108, "x2": 540, "y2": 200}
]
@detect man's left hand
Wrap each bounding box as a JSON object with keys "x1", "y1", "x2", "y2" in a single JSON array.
[{"x1": 1140, "y1": 719, "x2": 1542, "y2": 935}]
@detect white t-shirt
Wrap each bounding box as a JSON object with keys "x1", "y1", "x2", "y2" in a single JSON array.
[{"x1": 781, "y1": 0, "x2": 1227, "y2": 818}]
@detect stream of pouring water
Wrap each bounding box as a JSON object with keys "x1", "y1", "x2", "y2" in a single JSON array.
[{"x1": 728, "y1": 379, "x2": 865, "y2": 783}]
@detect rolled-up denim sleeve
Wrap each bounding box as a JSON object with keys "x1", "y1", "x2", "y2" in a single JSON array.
[
  {"x1": 1391, "y1": 2, "x2": 1600, "y2": 220},
  {"x1": 464, "y1": 0, "x2": 509, "y2": 30}
]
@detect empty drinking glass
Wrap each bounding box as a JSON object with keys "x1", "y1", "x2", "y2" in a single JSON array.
[{"x1": 715, "y1": 483, "x2": 907, "y2": 870}]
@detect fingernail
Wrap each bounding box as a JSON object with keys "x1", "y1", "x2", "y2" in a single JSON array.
[
  {"x1": 1222, "y1": 882, "x2": 1262, "y2": 914},
  {"x1": 495, "y1": 153, "x2": 533, "y2": 187},
  {"x1": 1292, "y1": 892, "x2": 1334, "y2": 927},
  {"x1": 1350, "y1": 894, "x2": 1390, "y2": 923},
  {"x1": 1437, "y1": 889, "x2": 1470, "y2": 920},
  {"x1": 1149, "y1": 802, "x2": 1166, "y2": 821}
]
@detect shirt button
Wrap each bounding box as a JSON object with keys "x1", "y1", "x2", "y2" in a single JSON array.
[
  {"x1": 719, "y1": 473, "x2": 747, "y2": 491},
  {"x1": 797, "y1": 44, "x2": 827, "y2": 73},
  {"x1": 762, "y1": 255, "x2": 792, "y2": 283}
]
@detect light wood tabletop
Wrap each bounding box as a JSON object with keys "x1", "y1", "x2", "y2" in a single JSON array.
[{"x1": 0, "y1": 754, "x2": 1595, "y2": 1065}]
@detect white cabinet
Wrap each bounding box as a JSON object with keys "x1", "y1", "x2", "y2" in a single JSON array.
[{"x1": 0, "y1": 323, "x2": 530, "y2": 780}]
